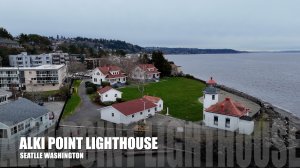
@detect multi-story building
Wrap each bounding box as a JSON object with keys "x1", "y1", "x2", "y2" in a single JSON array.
[
  {"x1": 9, "y1": 52, "x2": 69, "y2": 67},
  {"x1": 69, "y1": 54, "x2": 86, "y2": 62},
  {"x1": 0, "y1": 64, "x2": 66, "y2": 91},
  {"x1": 51, "y1": 51, "x2": 69, "y2": 65},
  {"x1": 85, "y1": 58, "x2": 101, "y2": 70}
]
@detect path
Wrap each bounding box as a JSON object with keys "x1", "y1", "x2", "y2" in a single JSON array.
[{"x1": 63, "y1": 80, "x2": 102, "y2": 125}]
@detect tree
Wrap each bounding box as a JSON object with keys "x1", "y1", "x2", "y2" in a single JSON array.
[
  {"x1": 0, "y1": 27, "x2": 13, "y2": 39},
  {"x1": 139, "y1": 53, "x2": 151, "y2": 64},
  {"x1": 67, "y1": 61, "x2": 87, "y2": 74},
  {"x1": 151, "y1": 51, "x2": 171, "y2": 77}
]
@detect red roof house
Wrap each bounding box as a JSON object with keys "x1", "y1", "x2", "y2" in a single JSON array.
[{"x1": 205, "y1": 97, "x2": 248, "y2": 117}]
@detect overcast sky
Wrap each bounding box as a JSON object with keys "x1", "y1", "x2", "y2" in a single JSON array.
[{"x1": 1, "y1": 0, "x2": 300, "y2": 51}]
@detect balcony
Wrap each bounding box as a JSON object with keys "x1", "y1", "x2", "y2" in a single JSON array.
[{"x1": 0, "y1": 74, "x2": 18, "y2": 77}]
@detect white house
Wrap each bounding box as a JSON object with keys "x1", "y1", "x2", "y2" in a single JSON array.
[
  {"x1": 0, "y1": 98, "x2": 54, "y2": 140},
  {"x1": 131, "y1": 64, "x2": 160, "y2": 81},
  {"x1": 143, "y1": 95, "x2": 163, "y2": 112},
  {"x1": 97, "y1": 86, "x2": 122, "y2": 102},
  {"x1": 92, "y1": 65, "x2": 127, "y2": 86},
  {"x1": 203, "y1": 77, "x2": 254, "y2": 135},
  {"x1": 100, "y1": 97, "x2": 162, "y2": 124}
]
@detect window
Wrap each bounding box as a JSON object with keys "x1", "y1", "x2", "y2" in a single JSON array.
[
  {"x1": 105, "y1": 94, "x2": 108, "y2": 97},
  {"x1": 140, "y1": 112, "x2": 143, "y2": 115},
  {"x1": 148, "y1": 109, "x2": 150, "y2": 112},
  {"x1": 132, "y1": 114, "x2": 135, "y2": 118},
  {"x1": 115, "y1": 94, "x2": 117, "y2": 97},
  {"x1": 25, "y1": 123, "x2": 30, "y2": 128},
  {"x1": 94, "y1": 78, "x2": 97, "y2": 82},
  {"x1": 11, "y1": 126, "x2": 17, "y2": 135},
  {"x1": 18, "y1": 124, "x2": 24, "y2": 131},
  {"x1": 225, "y1": 118, "x2": 230, "y2": 128},
  {"x1": 214, "y1": 116, "x2": 218, "y2": 126},
  {"x1": 112, "y1": 113, "x2": 114, "y2": 117},
  {"x1": 0, "y1": 129, "x2": 7, "y2": 138},
  {"x1": 40, "y1": 116, "x2": 43, "y2": 122},
  {"x1": 212, "y1": 95, "x2": 215, "y2": 100},
  {"x1": 155, "y1": 107, "x2": 157, "y2": 111}
]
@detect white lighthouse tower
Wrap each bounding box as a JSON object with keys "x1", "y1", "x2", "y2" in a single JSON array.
[{"x1": 203, "y1": 77, "x2": 218, "y2": 111}]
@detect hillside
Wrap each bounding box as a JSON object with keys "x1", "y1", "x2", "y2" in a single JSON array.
[{"x1": 145, "y1": 47, "x2": 245, "y2": 54}]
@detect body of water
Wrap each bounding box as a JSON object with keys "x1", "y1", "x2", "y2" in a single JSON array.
[{"x1": 166, "y1": 53, "x2": 300, "y2": 117}]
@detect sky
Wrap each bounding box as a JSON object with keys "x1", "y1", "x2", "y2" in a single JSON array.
[{"x1": 1, "y1": 0, "x2": 300, "y2": 51}]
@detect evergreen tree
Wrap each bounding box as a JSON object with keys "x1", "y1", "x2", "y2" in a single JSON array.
[
  {"x1": 0, "y1": 27, "x2": 13, "y2": 39},
  {"x1": 151, "y1": 51, "x2": 171, "y2": 77}
]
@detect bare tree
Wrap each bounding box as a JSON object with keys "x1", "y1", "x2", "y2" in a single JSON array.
[{"x1": 67, "y1": 61, "x2": 87, "y2": 74}]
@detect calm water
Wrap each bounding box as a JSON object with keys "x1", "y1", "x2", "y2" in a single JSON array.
[{"x1": 166, "y1": 53, "x2": 300, "y2": 117}]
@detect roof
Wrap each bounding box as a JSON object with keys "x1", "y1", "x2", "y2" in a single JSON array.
[
  {"x1": 138, "y1": 64, "x2": 160, "y2": 74},
  {"x1": 112, "y1": 98, "x2": 157, "y2": 116},
  {"x1": 205, "y1": 97, "x2": 248, "y2": 117},
  {"x1": 204, "y1": 86, "x2": 217, "y2": 94},
  {"x1": 207, "y1": 77, "x2": 217, "y2": 85},
  {"x1": 97, "y1": 86, "x2": 121, "y2": 94},
  {"x1": 0, "y1": 98, "x2": 49, "y2": 126},
  {"x1": 0, "y1": 89, "x2": 11, "y2": 97},
  {"x1": 143, "y1": 95, "x2": 161, "y2": 103},
  {"x1": 98, "y1": 65, "x2": 126, "y2": 78}
]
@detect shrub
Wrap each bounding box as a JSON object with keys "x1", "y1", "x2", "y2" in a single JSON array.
[
  {"x1": 116, "y1": 98, "x2": 123, "y2": 103},
  {"x1": 101, "y1": 81, "x2": 110, "y2": 87},
  {"x1": 86, "y1": 87, "x2": 94, "y2": 94},
  {"x1": 85, "y1": 82, "x2": 97, "y2": 91},
  {"x1": 85, "y1": 81, "x2": 92, "y2": 87},
  {"x1": 101, "y1": 101, "x2": 114, "y2": 106},
  {"x1": 185, "y1": 74, "x2": 195, "y2": 79}
]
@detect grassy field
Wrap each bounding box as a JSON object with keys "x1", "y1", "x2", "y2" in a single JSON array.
[
  {"x1": 62, "y1": 80, "x2": 81, "y2": 118},
  {"x1": 119, "y1": 77, "x2": 205, "y2": 121}
]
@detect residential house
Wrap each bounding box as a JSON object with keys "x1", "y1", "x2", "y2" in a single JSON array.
[
  {"x1": 131, "y1": 64, "x2": 160, "y2": 81},
  {"x1": 143, "y1": 95, "x2": 163, "y2": 112},
  {"x1": 0, "y1": 64, "x2": 66, "y2": 91},
  {"x1": 92, "y1": 65, "x2": 127, "y2": 86},
  {"x1": 100, "y1": 97, "x2": 162, "y2": 124},
  {"x1": 203, "y1": 77, "x2": 254, "y2": 135},
  {"x1": 0, "y1": 98, "x2": 54, "y2": 140},
  {"x1": 97, "y1": 86, "x2": 122, "y2": 102}
]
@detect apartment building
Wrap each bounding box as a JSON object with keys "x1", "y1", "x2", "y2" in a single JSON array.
[
  {"x1": 0, "y1": 64, "x2": 66, "y2": 91},
  {"x1": 9, "y1": 52, "x2": 69, "y2": 67}
]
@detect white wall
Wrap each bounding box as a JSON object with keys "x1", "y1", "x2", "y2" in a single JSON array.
[
  {"x1": 203, "y1": 93, "x2": 218, "y2": 109},
  {"x1": 204, "y1": 112, "x2": 239, "y2": 132},
  {"x1": 92, "y1": 68, "x2": 106, "y2": 85},
  {"x1": 204, "y1": 112, "x2": 254, "y2": 135},
  {"x1": 155, "y1": 99, "x2": 163, "y2": 112},
  {"x1": 100, "y1": 89, "x2": 122, "y2": 102},
  {"x1": 100, "y1": 106, "x2": 157, "y2": 124}
]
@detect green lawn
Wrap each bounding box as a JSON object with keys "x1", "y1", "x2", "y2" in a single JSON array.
[
  {"x1": 62, "y1": 80, "x2": 81, "y2": 118},
  {"x1": 119, "y1": 77, "x2": 205, "y2": 121}
]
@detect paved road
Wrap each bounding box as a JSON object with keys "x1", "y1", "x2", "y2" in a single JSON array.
[{"x1": 63, "y1": 80, "x2": 102, "y2": 125}]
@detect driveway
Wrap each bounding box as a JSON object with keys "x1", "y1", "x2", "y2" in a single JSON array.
[{"x1": 62, "y1": 80, "x2": 102, "y2": 125}]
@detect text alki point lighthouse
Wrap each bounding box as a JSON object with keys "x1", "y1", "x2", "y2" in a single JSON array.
[{"x1": 203, "y1": 77, "x2": 254, "y2": 135}]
